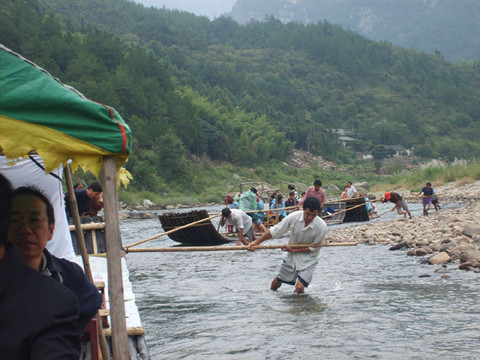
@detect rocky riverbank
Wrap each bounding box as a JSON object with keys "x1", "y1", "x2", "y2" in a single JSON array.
[{"x1": 328, "y1": 181, "x2": 480, "y2": 274}]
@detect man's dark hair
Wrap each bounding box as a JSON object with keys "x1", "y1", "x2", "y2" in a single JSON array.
[
  {"x1": 303, "y1": 196, "x2": 321, "y2": 212},
  {"x1": 221, "y1": 207, "x2": 231, "y2": 218},
  {"x1": 250, "y1": 187, "x2": 257, "y2": 194},
  {"x1": 88, "y1": 182, "x2": 103, "y2": 192},
  {"x1": 0, "y1": 174, "x2": 13, "y2": 245},
  {"x1": 12, "y1": 186, "x2": 55, "y2": 226},
  {"x1": 313, "y1": 179, "x2": 322, "y2": 187}
]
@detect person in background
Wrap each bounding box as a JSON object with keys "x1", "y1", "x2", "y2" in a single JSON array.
[
  {"x1": 247, "y1": 197, "x2": 327, "y2": 294},
  {"x1": 65, "y1": 181, "x2": 103, "y2": 217},
  {"x1": 271, "y1": 194, "x2": 287, "y2": 221},
  {"x1": 300, "y1": 179, "x2": 326, "y2": 210},
  {"x1": 8, "y1": 186, "x2": 102, "y2": 335},
  {"x1": 364, "y1": 196, "x2": 376, "y2": 218},
  {"x1": 287, "y1": 184, "x2": 299, "y2": 202},
  {"x1": 340, "y1": 186, "x2": 349, "y2": 199},
  {"x1": 0, "y1": 174, "x2": 80, "y2": 359},
  {"x1": 252, "y1": 196, "x2": 267, "y2": 233},
  {"x1": 285, "y1": 191, "x2": 298, "y2": 214},
  {"x1": 238, "y1": 187, "x2": 258, "y2": 219},
  {"x1": 432, "y1": 190, "x2": 441, "y2": 211},
  {"x1": 381, "y1": 191, "x2": 412, "y2": 219},
  {"x1": 346, "y1": 181, "x2": 357, "y2": 198},
  {"x1": 416, "y1": 182, "x2": 434, "y2": 216},
  {"x1": 220, "y1": 207, "x2": 255, "y2": 245}
]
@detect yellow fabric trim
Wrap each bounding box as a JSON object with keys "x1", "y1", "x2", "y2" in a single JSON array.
[{"x1": 0, "y1": 115, "x2": 131, "y2": 186}]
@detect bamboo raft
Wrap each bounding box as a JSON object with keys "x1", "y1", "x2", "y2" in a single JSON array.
[{"x1": 158, "y1": 210, "x2": 234, "y2": 246}]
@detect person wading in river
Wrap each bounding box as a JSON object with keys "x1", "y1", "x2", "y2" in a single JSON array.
[
  {"x1": 382, "y1": 192, "x2": 412, "y2": 219},
  {"x1": 247, "y1": 197, "x2": 327, "y2": 294}
]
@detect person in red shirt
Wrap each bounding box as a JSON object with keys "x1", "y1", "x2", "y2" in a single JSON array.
[
  {"x1": 382, "y1": 192, "x2": 412, "y2": 219},
  {"x1": 299, "y1": 179, "x2": 326, "y2": 210}
]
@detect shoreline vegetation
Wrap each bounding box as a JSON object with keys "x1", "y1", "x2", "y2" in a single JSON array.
[{"x1": 118, "y1": 157, "x2": 480, "y2": 208}]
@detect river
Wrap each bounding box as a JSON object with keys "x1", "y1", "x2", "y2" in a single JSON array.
[{"x1": 121, "y1": 203, "x2": 480, "y2": 360}]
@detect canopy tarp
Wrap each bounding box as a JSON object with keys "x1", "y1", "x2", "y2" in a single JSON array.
[{"x1": 0, "y1": 44, "x2": 132, "y2": 184}]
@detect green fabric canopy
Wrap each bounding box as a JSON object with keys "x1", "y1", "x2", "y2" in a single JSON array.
[{"x1": 0, "y1": 44, "x2": 132, "y2": 179}]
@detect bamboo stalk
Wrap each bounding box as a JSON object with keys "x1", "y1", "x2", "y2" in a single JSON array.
[
  {"x1": 125, "y1": 214, "x2": 221, "y2": 249},
  {"x1": 68, "y1": 222, "x2": 105, "y2": 231},
  {"x1": 64, "y1": 165, "x2": 110, "y2": 360},
  {"x1": 321, "y1": 201, "x2": 370, "y2": 219},
  {"x1": 125, "y1": 242, "x2": 357, "y2": 253}
]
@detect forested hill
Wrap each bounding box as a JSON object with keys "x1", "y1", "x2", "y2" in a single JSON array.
[
  {"x1": 2, "y1": 0, "x2": 480, "y2": 194},
  {"x1": 229, "y1": 0, "x2": 480, "y2": 63}
]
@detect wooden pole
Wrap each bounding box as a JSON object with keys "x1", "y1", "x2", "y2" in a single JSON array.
[
  {"x1": 321, "y1": 201, "x2": 369, "y2": 219},
  {"x1": 64, "y1": 165, "x2": 110, "y2": 360},
  {"x1": 125, "y1": 214, "x2": 221, "y2": 249},
  {"x1": 125, "y1": 242, "x2": 357, "y2": 253},
  {"x1": 102, "y1": 156, "x2": 129, "y2": 359}
]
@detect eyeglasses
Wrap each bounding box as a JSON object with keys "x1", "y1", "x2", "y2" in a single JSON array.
[{"x1": 10, "y1": 217, "x2": 49, "y2": 230}]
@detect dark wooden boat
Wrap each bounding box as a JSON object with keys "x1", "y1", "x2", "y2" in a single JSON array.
[
  {"x1": 341, "y1": 197, "x2": 370, "y2": 222},
  {"x1": 158, "y1": 210, "x2": 234, "y2": 246},
  {"x1": 322, "y1": 201, "x2": 346, "y2": 225}
]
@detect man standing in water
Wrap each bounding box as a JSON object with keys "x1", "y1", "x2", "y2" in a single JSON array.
[
  {"x1": 247, "y1": 197, "x2": 327, "y2": 294},
  {"x1": 299, "y1": 179, "x2": 326, "y2": 210},
  {"x1": 220, "y1": 207, "x2": 255, "y2": 246}
]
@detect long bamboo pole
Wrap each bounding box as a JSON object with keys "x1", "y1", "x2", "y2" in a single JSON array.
[
  {"x1": 64, "y1": 165, "x2": 110, "y2": 360},
  {"x1": 102, "y1": 156, "x2": 129, "y2": 359},
  {"x1": 321, "y1": 201, "x2": 370, "y2": 219},
  {"x1": 124, "y1": 214, "x2": 221, "y2": 249},
  {"x1": 125, "y1": 242, "x2": 357, "y2": 253}
]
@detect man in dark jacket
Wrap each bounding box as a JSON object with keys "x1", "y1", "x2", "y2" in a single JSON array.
[
  {"x1": 65, "y1": 181, "x2": 103, "y2": 217},
  {"x1": 0, "y1": 174, "x2": 81, "y2": 359},
  {"x1": 8, "y1": 186, "x2": 102, "y2": 334}
]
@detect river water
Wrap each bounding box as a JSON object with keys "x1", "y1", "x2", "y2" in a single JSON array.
[{"x1": 121, "y1": 203, "x2": 480, "y2": 360}]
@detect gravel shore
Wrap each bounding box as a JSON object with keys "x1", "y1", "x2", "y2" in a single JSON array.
[{"x1": 328, "y1": 181, "x2": 480, "y2": 274}]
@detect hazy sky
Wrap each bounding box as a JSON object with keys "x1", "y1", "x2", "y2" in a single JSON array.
[{"x1": 135, "y1": 0, "x2": 237, "y2": 19}]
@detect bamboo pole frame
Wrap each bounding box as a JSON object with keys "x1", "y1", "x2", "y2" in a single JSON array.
[
  {"x1": 125, "y1": 242, "x2": 357, "y2": 253},
  {"x1": 102, "y1": 156, "x2": 129, "y2": 359},
  {"x1": 64, "y1": 165, "x2": 110, "y2": 360}
]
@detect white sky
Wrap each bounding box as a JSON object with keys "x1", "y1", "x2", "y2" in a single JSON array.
[{"x1": 135, "y1": 0, "x2": 237, "y2": 19}]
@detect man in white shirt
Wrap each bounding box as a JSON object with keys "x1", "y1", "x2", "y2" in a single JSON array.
[
  {"x1": 247, "y1": 197, "x2": 327, "y2": 294},
  {"x1": 220, "y1": 208, "x2": 255, "y2": 245},
  {"x1": 346, "y1": 181, "x2": 357, "y2": 198}
]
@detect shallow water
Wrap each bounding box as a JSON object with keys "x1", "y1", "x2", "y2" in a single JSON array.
[{"x1": 122, "y1": 202, "x2": 479, "y2": 360}]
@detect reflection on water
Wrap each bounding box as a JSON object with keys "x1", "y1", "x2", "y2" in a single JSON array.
[{"x1": 122, "y1": 204, "x2": 479, "y2": 360}]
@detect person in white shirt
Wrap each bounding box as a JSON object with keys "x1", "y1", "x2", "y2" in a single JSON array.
[
  {"x1": 220, "y1": 208, "x2": 255, "y2": 245},
  {"x1": 247, "y1": 197, "x2": 327, "y2": 294},
  {"x1": 346, "y1": 181, "x2": 357, "y2": 198}
]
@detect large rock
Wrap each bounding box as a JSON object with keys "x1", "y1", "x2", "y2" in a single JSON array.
[
  {"x1": 328, "y1": 184, "x2": 340, "y2": 192},
  {"x1": 461, "y1": 223, "x2": 480, "y2": 238},
  {"x1": 428, "y1": 252, "x2": 451, "y2": 265},
  {"x1": 143, "y1": 199, "x2": 154, "y2": 209}
]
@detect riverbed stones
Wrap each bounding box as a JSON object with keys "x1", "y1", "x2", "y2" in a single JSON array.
[
  {"x1": 328, "y1": 181, "x2": 480, "y2": 273},
  {"x1": 428, "y1": 252, "x2": 451, "y2": 264}
]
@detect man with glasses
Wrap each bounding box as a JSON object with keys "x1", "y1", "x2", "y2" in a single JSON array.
[
  {"x1": 0, "y1": 175, "x2": 80, "y2": 359},
  {"x1": 8, "y1": 186, "x2": 102, "y2": 335}
]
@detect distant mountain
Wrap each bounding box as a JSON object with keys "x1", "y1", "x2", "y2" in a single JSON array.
[{"x1": 228, "y1": 0, "x2": 480, "y2": 63}]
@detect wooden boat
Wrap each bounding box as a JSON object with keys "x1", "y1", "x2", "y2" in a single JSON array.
[
  {"x1": 69, "y1": 217, "x2": 149, "y2": 359},
  {"x1": 341, "y1": 197, "x2": 370, "y2": 222},
  {"x1": 0, "y1": 44, "x2": 139, "y2": 358},
  {"x1": 158, "y1": 210, "x2": 235, "y2": 246},
  {"x1": 322, "y1": 201, "x2": 347, "y2": 225}
]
